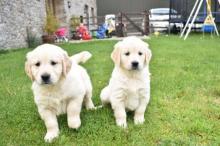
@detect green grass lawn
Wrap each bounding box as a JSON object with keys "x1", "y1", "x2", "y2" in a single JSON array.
[{"x1": 0, "y1": 35, "x2": 220, "y2": 146}]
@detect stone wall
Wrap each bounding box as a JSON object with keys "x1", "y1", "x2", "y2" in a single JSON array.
[
  {"x1": 0, "y1": 0, "x2": 46, "y2": 50},
  {"x1": 0, "y1": 0, "x2": 97, "y2": 50},
  {"x1": 44, "y1": 0, "x2": 97, "y2": 37},
  {"x1": 64, "y1": 0, "x2": 97, "y2": 29},
  {"x1": 64, "y1": 0, "x2": 97, "y2": 18}
]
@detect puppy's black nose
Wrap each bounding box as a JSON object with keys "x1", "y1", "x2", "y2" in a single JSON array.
[
  {"x1": 131, "y1": 61, "x2": 139, "y2": 69},
  {"x1": 41, "y1": 74, "x2": 50, "y2": 83}
]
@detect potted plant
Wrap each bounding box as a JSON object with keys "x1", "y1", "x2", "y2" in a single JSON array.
[{"x1": 42, "y1": 8, "x2": 59, "y2": 43}]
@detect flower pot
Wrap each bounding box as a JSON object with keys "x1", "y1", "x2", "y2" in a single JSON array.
[{"x1": 42, "y1": 35, "x2": 55, "y2": 44}]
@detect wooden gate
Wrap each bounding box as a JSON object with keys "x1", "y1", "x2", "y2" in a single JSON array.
[{"x1": 118, "y1": 11, "x2": 149, "y2": 36}]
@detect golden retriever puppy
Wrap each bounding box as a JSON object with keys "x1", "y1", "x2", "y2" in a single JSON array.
[
  {"x1": 25, "y1": 44, "x2": 95, "y2": 142},
  {"x1": 100, "y1": 36, "x2": 152, "y2": 128}
]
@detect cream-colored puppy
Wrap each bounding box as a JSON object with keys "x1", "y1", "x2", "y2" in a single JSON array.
[
  {"x1": 100, "y1": 36, "x2": 152, "y2": 128},
  {"x1": 25, "y1": 44, "x2": 95, "y2": 142}
]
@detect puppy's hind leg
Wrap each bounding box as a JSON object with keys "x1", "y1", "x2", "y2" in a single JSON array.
[
  {"x1": 83, "y1": 76, "x2": 95, "y2": 110},
  {"x1": 100, "y1": 86, "x2": 110, "y2": 105},
  {"x1": 84, "y1": 90, "x2": 95, "y2": 110}
]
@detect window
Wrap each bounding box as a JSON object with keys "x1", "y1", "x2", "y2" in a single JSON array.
[
  {"x1": 84, "y1": 5, "x2": 89, "y2": 27},
  {"x1": 84, "y1": 5, "x2": 89, "y2": 15},
  {"x1": 80, "y1": 16, "x2": 83, "y2": 23},
  {"x1": 91, "y1": 7, "x2": 95, "y2": 24}
]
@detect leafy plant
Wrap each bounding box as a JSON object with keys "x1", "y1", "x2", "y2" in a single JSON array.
[
  {"x1": 44, "y1": 7, "x2": 59, "y2": 35},
  {"x1": 70, "y1": 16, "x2": 80, "y2": 31}
]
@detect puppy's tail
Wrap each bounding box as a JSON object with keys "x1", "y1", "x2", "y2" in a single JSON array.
[{"x1": 70, "y1": 51, "x2": 92, "y2": 64}]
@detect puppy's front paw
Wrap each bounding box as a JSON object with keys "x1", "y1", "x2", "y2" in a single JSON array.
[
  {"x1": 44, "y1": 130, "x2": 59, "y2": 143},
  {"x1": 68, "y1": 116, "x2": 81, "y2": 129},
  {"x1": 116, "y1": 118, "x2": 127, "y2": 128},
  {"x1": 134, "y1": 115, "x2": 145, "y2": 125}
]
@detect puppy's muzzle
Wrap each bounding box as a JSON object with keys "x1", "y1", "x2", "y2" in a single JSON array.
[
  {"x1": 41, "y1": 73, "x2": 51, "y2": 84},
  {"x1": 131, "y1": 61, "x2": 139, "y2": 70}
]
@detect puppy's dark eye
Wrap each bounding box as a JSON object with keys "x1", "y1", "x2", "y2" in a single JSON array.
[
  {"x1": 51, "y1": 61, "x2": 57, "y2": 66},
  {"x1": 35, "y1": 62, "x2": 40, "y2": 67},
  {"x1": 125, "y1": 52, "x2": 130, "y2": 56},
  {"x1": 138, "y1": 52, "x2": 143, "y2": 56}
]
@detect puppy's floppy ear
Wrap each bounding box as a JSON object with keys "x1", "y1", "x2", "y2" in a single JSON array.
[
  {"x1": 62, "y1": 51, "x2": 72, "y2": 77},
  {"x1": 111, "y1": 41, "x2": 122, "y2": 66},
  {"x1": 25, "y1": 53, "x2": 34, "y2": 81},
  {"x1": 144, "y1": 43, "x2": 152, "y2": 64}
]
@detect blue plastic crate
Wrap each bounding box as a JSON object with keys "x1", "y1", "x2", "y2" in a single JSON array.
[{"x1": 202, "y1": 24, "x2": 215, "y2": 33}]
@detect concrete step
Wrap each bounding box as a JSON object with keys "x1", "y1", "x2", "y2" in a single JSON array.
[
  {"x1": 129, "y1": 17, "x2": 143, "y2": 21},
  {"x1": 126, "y1": 25, "x2": 143, "y2": 30},
  {"x1": 126, "y1": 29, "x2": 143, "y2": 33},
  {"x1": 121, "y1": 19, "x2": 143, "y2": 24},
  {"x1": 126, "y1": 32, "x2": 142, "y2": 36}
]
